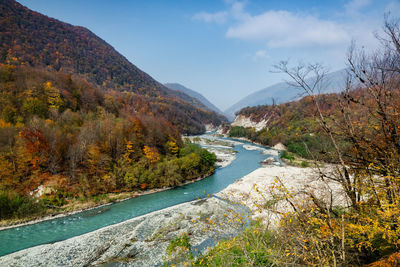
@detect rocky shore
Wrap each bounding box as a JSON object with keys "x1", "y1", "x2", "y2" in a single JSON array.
[
  {"x1": 0, "y1": 197, "x2": 247, "y2": 267},
  {"x1": 218, "y1": 165, "x2": 348, "y2": 227},
  {"x1": 1, "y1": 163, "x2": 345, "y2": 267},
  {"x1": 1, "y1": 135, "x2": 334, "y2": 266},
  {"x1": 0, "y1": 135, "x2": 245, "y2": 266},
  {"x1": 0, "y1": 136, "x2": 238, "y2": 231},
  {"x1": 186, "y1": 134, "x2": 239, "y2": 168}
]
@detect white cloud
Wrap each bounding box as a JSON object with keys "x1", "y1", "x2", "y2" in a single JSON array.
[
  {"x1": 192, "y1": 0, "x2": 388, "y2": 52},
  {"x1": 253, "y1": 49, "x2": 269, "y2": 61},
  {"x1": 230, "y1": 1, "x2": 250, "y2": 21},
  {"x1": 192, "y1": 11, "x2": 228, "y2": 24},
  {"x1": 226, "y1": 10, "x2": 350, "y2": 48},
  {"x1": 255, "y1": 50, "x2": 268, "y2": 57},
  {"x1": 192, "y1": 1, "x2": 248, "y2": 24}
]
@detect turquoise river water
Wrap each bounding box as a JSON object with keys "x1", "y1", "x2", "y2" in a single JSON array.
[{"x1": 0, "y1": 137, "x2": 275, "y2": 256}]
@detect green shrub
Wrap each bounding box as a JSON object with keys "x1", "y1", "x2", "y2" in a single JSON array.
[
  {"x1": 125, "y1": 143, "x2": 216, "y2": 190},
  {"x1": 0, "y1": 191, "x2": 46, "y2": 219},
  {"x1": 167, "y1": 233, "x2": 191, "y2": 256},
  {"x1": 228, "y1": 126, "x2": 248, "y2": 137},
  {"x1": 200, "y1": 149, "x2": 217, "y2": 167},
  {"x1": 193, "y1": 222, "x2": 276, "y2": 266},
  {"x1": 281, "y1": 150, "x2": 295, "y2": 161},
  {"x1": 42, "y1": 191, "x2": 68, "y2": 207},
  {"x1": 21, "y1": 97, "x2": 48, "y2": 118},
  {"x1": 300, "y1": 161, "x2": 309, "y2": 168},
  {"x1": 286, "y1": 141, "x2": 308, "y2": 158}
]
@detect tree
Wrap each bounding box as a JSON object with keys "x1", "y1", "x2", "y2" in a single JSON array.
[
  {"x1": 44, "y1": 81, "x2": 63, "y2": 111},
  {"x1": 123, "y1": 139, "x2": 135, "y2": 163},
  {"x1": 272, "y1": 16, "x2": 400, "y2": 265},
  {"x1": 167, "y1": 137, "x2": 179, "y2": 156},
  {"x1": 143, "y1": 145, "x2": 160, "y2": 165},
  {"x1": 21, "y1": 97, "x2": 48, "y2": 118}
]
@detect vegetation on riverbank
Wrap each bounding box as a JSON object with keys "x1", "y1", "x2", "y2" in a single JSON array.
[
  {"x1": 228, "y1": 93, "x2": 342, "y2": 162},
  {"x1": 176, "y1": 17, "x2": 400, "y2": 266},
  {"x1": 0, "y1": 140, "x2": 216, "y2": 222},
  {"x1": 0, "y1": 0, "x2": 227, "y2": 223},
  {"x1": 192, "y1": 222, "x2": 276, "y2": 266},
  {"x1": 0, "y1": 65, "x2": 217, "y2": 221}
]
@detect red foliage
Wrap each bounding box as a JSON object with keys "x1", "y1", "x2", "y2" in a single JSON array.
[{"x1": 18, "y1": 127, "x2": 49, "y2": 169}]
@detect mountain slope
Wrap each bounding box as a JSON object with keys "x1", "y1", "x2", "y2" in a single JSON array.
[
  {"x1": 0, "y1": 0, "x2": 160, "y2": 94},
  {"x1": 224, "y1": 69, "x2": 347, "y2": 121},
  {"x1": 164, "y1": 83, "x2": 223, "y2": 114},
  {"x1": 0, "y1": 0, "x2": 226, "y2": 132}
]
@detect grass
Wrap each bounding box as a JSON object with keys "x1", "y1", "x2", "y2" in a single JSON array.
[
  {"x1": 166, "y1": 233, "x2": 191, "y2": 256},
  {"x1": 192, "y1": 221, "x2": 277, "y2": 266},
  {"x1": 280, "y1": 150, "x2": 315, "y2": 168}
]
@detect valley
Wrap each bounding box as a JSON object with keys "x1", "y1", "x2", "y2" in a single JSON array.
[
  {"x1": 0, "y1": 134, "x2": 279, "y2": 261},
  {"x1": 1, "y1": 0, "x2": 400, "y2": 266}
]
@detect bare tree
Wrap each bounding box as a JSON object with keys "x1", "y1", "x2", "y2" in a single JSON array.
[{"x1": 274, "y1": 61, "x2": 358, "y2": 209}]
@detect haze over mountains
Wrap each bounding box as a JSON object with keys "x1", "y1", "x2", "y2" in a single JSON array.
[
  {"x1": 224, "y1": 69, "x2": 348, "y2": 121},
  {"x1": 0, "y1": 0, "x2": 226, "y2": 133},
  {"x1": 164, "y1": 83, "x2": 223, "y2": 115}
]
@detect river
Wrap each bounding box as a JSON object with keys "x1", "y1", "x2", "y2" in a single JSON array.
[{"x1": 0, "y1": 135, "x2": 274, "y2": 257}]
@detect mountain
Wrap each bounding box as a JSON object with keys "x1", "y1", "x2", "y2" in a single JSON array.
[
  {"x1": 224, "y1": 69, "x2": 348, "y2": 121},
  {"x1": 0, "y1": 0, "x2": 226, "y2": 133},
  {"x1": 0, "y1": 0, "x2": 159, "y2": 94},
  {"x1": 164, "y1": 83, "x2": 223, "y2": 114}
]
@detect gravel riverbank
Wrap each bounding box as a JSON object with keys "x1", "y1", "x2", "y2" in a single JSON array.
[
  {"x1": 218, "y1": 165, "x2": 348, "y2": 227},
  {"x1": 2, "y1": 136, "x2": 327, "y2": 266},
  {"x1": 0, "y1": 197, "x2": 247, "y2": 267}
]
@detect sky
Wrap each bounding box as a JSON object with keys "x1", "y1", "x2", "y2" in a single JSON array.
[{"x1": 18, "y1": 0, "x2": 400, "y2": 110}]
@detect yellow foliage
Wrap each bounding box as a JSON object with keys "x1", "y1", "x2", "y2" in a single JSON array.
[
  {"x1": 44, "y1": 81, "x2": 63, "y2": 110},
  {"x1": 143, "y1": 145, "x2": 160, "y2": 164},
  {"x1": 0, "y1": 119, "x2": 12, "y2": 128},
  {"x1": 123, "y1": 140, "x2": 135, "y2": 163},
  {"x1": 167, "y1": 138, "x2": 179, "y2": 155}
]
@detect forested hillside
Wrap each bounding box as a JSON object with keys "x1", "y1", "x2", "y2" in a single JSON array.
[
  {"x1": 0, "y1": 0, "x2": 226, "y2": 133},
  {"x1": 0, "y1": 0, "x2": 224, "y2": 221},
  {"x1": 0, "y1": 64, "x2": 217, "y2": 220},
  {"x1": 229, "y1": 94, "x2": 340, "y2": 160},
  {"x1": 0, "y1": 0, "x2": 160, "y2": 93},
  {"x1": 224, "y1": 69, "x2": 347, "y2": 120}
]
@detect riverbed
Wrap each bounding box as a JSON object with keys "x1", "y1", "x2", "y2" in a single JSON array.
[{"x1": 0, "y1": 134, "x2": 278, "y2": 259}]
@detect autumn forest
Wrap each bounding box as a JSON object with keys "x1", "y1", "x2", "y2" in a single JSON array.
[
  {"x1": 1, "y1": 0, "x2": 400, "y2": 266},
  {"x1": 0, "y1": 0, "x2": 222, "y2": 220}
]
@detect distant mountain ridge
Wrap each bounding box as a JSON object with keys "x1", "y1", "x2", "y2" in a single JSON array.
[
  {"x1": 164, "y1": 83, "x2": 224, "y2": 115},
  {"x1": 0, "y1": 0, "x2": 226, "y2": 132},
  {"x1": 224, "y1": 69, "x2": 348, "y2": 121}
]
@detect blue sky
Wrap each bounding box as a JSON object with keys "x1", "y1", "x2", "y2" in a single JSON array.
[{"x1": 18, "y1": 0, "x2": 400, "y2": 110}]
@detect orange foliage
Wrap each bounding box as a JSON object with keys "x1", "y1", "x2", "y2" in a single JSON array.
[
  {"x1": 365, "y1": 252, "x2": 400, "y2": 267},
  {"x1": 0, "y1": 119, "x2": 12, "y2": 128},
  {"x1": 143, "y1": 145, "x2": 160, "y2": 164},
  {"x1": 123, "y1": 139, "x2": 135, "y2": 163},
  {"x1": 18, "y1": 128, "x2": 49, "y2": 169}
]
